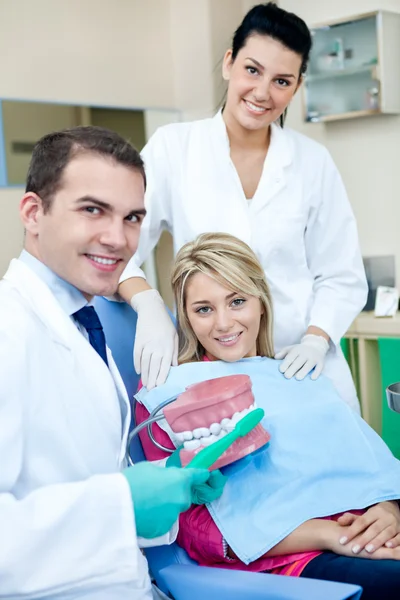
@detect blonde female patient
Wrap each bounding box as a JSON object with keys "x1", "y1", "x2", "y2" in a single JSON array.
[{"x1": 135, "y1": 233, "x2": 400, "y2": 599}]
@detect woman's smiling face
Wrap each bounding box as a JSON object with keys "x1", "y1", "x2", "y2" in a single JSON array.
[
  {"x1": 185, "y1": 272, "x2": 264, "y2": 362},
  {"x1": 222, "y1": 34, "x2": 302, "y2": 132}
]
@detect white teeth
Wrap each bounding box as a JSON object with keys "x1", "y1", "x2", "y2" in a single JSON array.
[
  {"x1": 175, "y1": 403, "x2": 257, "y2": 449},
  {"x1": 193, "y1": 427, "x2": 210, "y2": 439},
  {"x1": 218, "y1": 334, "x2": 239, "y2": 343},
  {"x1": 210, "y1": 422, "x2": 222, "y2": 436},
  {"x1": 88, "y1": 255, "x2": 118, "y2": 265},
  {"x1": 221, "y1": 404, "x2": 256, "y2": 432},
  {"x1": 221, "y1": 417, "x2": 232, "y2": 431},
  {"x1": 231, "y1": 412, "x2": 241, "y2": 425},
  {"x1": 183, "y1": 439, "x2": 201, "y2": 451},
  {"x1": 200, "y1": 434, "x2": 219, "y2": 447},
  {"x1": 245, "y1": 100, "x2": 266, "y2": 113}
]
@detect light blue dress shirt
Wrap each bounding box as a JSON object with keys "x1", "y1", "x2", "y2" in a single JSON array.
[{"x1": 19, "y1": 249, "x2": 88, "y2": 324}]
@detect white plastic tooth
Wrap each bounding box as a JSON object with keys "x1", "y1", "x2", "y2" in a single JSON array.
[
  {"x1": 182, "y1": 431, "x2": 193, "y2": 441},
  {"x1": 231, "y1": 412, "x2": 241, "y2": 425},
  {"x1": 209, "y1": 422, "x2": 222, "y2": 436},
  {"x1": 193, "y1": 427, "x2": 211, "y2": 439},
  {"x1": 221, "y1": 417, "x2": 235, "y2": 433},
  {"x1": 200, "y1": 434, "x2": 218, "y2": 447},
  {"x1": 238, "y1": 407, "x2": 251, "y2": 421},
  {"x1": 175, "y1": 432, "x2": 185, "y2": 444},
  {"x1": 184, "y1": 439, "x2": 201, "y2": 451}
]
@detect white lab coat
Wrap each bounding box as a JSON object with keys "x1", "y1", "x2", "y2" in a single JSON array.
[
  {"x1": 0, "y1": 258, "x2": 176, "y2": 600},
  {"x1": 122, "y1": 112, "x2": 368, "y2": 411}
]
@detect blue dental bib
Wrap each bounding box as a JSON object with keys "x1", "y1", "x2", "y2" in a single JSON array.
[{"x1": 136, "y1": 357, "x2": 400, "y2": 564}]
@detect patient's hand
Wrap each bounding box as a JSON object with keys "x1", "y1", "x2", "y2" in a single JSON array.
[
  {"x1": 229, "y1": 516, "x2": 400, "y2": 562},
  {"x1": 327, "y1": 524, "x2": 400, "y2": 560},
  {"x1": 229, "y1": 518, "x2": 400, "y2": 562},
  {"x1": 336, "y1": 501, "x2": 400, "y2": 555}
]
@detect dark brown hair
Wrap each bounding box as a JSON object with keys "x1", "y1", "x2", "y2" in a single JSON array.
[{"x1": 25, "y1": 126, "x2": 146, "y2": 212}]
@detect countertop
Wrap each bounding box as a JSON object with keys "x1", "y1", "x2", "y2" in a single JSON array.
[{"x1": 346, "y1": 311, "x2": 400, "y2": 338}]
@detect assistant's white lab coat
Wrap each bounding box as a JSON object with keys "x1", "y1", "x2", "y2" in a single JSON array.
[
  {"x1": 0, "y1": 258, "x2": 176, "y2": 600},
  {"x1": 122, "y1": 112, "x2": 368, "y2": 410}
]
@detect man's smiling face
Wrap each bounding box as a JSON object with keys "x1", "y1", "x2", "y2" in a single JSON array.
[{"x1": 23, "y1": 152, "x2": 146, "y2": 299}]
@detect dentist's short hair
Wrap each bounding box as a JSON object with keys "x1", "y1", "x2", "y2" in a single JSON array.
[
  {"x1": 25, "y1": 126, "x2": 146, "y2": 212},
  {"x1": 172, "y1": 232, "x2": 275, "y2": 363}
]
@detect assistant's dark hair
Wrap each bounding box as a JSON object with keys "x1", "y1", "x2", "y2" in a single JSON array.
[
  {"x1": 231, "y1": 2, "x2": 312, "y2": 126},
  {"x1": 25, "y1": 126, "x2": 146, "y2": 212}
]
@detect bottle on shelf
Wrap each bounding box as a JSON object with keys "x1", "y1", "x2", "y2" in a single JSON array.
[
  {"x1": 334, "y1": 38, "x2": 345, "y2": 70},
  {"x1": 366, "y1": 82, "x2": 380, "y2": 110}
]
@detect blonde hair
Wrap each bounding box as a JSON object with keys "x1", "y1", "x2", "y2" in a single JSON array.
[{"x1": 171, "y1": 232, "x2": 274, "y2": 363}]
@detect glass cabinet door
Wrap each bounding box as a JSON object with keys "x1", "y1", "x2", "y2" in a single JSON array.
[{"x1": 304, "y1": 15, "x2": 380, "y2": 121}]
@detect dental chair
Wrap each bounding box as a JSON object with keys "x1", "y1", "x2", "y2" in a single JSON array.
[{"x1": 95, "y1": 296, "x2": 362, "y2": 600}]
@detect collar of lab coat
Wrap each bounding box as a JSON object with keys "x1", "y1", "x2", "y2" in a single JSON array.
[
  {"x1": 213, "y1": 109, "x2": 294, "y2": 171},
  {"x1": 19, "y1": 250, "x2": 87, "y2": 317}
]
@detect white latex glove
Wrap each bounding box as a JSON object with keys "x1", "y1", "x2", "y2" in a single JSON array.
[
  {"x1": 274, "y1": 334, "x2": 329, "y2": 381},
  {"x1": 131, "y1": 289, "x2": 178, "y2": 389}
]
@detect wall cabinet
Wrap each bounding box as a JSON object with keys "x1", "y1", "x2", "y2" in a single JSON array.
[{"x1": 304, "y1": 11, "x2": 400, "y2": 123}]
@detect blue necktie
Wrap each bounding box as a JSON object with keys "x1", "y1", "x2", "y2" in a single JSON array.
[{"x1": 73, "y1": 306, "x2": 109, "y2": 366}]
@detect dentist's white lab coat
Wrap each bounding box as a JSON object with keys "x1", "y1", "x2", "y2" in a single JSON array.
[
  {"x1": 122, "y1": 112, "x2": 368, "y2": 411},
  {"x1": 0, "y1": 258, "x2": 176, "y2": 600}
]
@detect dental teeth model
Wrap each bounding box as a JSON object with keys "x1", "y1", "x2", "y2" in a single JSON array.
[
  {"x1": 175, "y1": 404, "x2": 256, "y2": 448},
  {"x1": 163, "y1": 375, "x2": 270, "y2": 470}
]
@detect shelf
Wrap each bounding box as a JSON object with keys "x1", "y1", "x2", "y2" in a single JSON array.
[
  {"x1": 306, "y1": 108, "x2": 381, "y2": 123},
  {"x1": 306, "y1": 64, "x2": 375, "y2": 83}
]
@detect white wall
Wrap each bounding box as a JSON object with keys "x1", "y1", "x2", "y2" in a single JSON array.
[
  {"x1": 281, "y1": 0, "x2": 400, "y2": 285},
  {"x1": 0, "y1": 0, "x2": 175, "y2": 109},
  {"x1": 169, "y1": 0, "x2": 251, "y2": 120},
  {"x1": 169, "y1": 0, "x2": 215, "y2": 121}
]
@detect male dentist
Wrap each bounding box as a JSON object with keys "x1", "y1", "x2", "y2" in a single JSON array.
[{"x1": 0, "y1": 127, "x2": 223, "y2": 599}]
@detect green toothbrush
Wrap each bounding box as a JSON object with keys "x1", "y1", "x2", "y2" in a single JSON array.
[{"x1": 185, "y1": 407, "x2": 265, "y2": 469}]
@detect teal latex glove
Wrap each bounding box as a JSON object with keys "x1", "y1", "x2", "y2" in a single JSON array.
[
  {"x1": 165, "y1": 447, "x2": 184, "y2": 468},
  {"x1": 166, "y1": 447, "x2": 227, "y2": 505},
  {"x1": 122, "y1": 462, "x2": 211, "y2": 538}
]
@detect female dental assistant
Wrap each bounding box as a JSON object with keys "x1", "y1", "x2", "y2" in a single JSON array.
[{"x1": 120, "y1": 2, "x2": 368, "y2": 411}]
